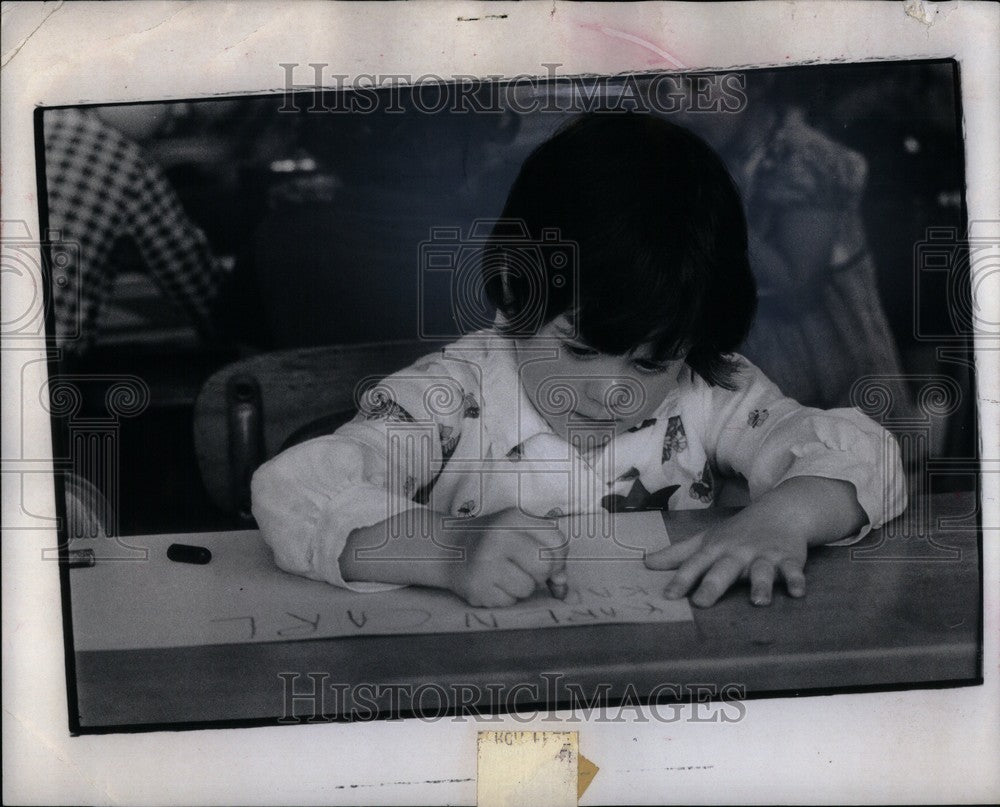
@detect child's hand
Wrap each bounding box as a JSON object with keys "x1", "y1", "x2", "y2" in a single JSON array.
[
  {"x1": 443, "y1": 508, "x2": 569, "y2": 608},
  {"x1": 644, "y1": 521, "x2": 808, "y2": 608},
  {"x1": 644, "y1": 476, "x2": 867, "y2": 608}
]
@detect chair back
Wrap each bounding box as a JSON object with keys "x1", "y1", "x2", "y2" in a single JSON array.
[{"x1": 193, "y1": 340, "x2": 439, "y2": 520}]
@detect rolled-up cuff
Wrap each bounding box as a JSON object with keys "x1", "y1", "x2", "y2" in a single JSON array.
[{"x1": 771, "y1": 432, "x2": 908, "y2": 547}]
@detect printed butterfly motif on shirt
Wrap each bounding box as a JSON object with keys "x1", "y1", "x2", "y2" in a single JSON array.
[
  {"x1": 689, "y1": 459, "x2": 715, "y2": 503},
  {"x1": 362, "y1": 390, "x2": 416, "y2": 423},
  {"x1": 661, "y1": 415, "x2": 688, "y2": 462},
  {"x1": 462, "y1": 392, "x2": 480, "y2": 419},
  {"x1": 602, "y1": 475, "x2": 681, "y2": 513},
  {"x1": 438, "y1": 423, "x2": 460, "y2": 458}
]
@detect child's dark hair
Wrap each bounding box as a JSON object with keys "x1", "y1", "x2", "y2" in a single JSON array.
[{"x1": 484, "y1": 112, "x2": 757, "y2": 389}]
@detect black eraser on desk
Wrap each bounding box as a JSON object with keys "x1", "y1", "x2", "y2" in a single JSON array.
[{"x1": 167, "y1": 543, "x2": 212, "y2": 565}]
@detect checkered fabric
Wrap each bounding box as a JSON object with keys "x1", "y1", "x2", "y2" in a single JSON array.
[{"x1": 43, "y1": 107, "x2": 226, "y2": 353}]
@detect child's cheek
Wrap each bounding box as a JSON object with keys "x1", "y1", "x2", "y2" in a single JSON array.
[
  {"x1": 520, "y1": 354, "x2": 577, "y2": 410},
  {"x1": 627, "y1": 373, "x2": 680, "y2": 424},
  {"x1": 518, "y1": 360, "x2": 548, "y2": 412}
]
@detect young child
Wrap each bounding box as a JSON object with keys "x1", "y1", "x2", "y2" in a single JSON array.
[{"x1": 251, "y1": 112, "x2": 907, "y2": 609}]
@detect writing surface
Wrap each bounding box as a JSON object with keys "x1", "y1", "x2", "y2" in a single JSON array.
[{"x1": 70, "y1": 511, "x2": 692, "y2": 651}]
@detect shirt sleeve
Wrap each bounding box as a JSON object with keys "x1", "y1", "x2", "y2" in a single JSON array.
[
  {"x1": 250, "y1": 355, "x2": 468, "y2": 591},
  {"x1": 700, "y1": 356, "x2": 908, "y2": 544}
]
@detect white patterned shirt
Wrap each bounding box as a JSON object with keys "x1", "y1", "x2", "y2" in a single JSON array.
[{"x1": 251, "y1": 330, "x2": 907, "y2": 592}]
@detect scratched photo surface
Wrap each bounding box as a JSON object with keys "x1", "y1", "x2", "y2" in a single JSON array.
[{"x1": 39, "y1": 61, "x2": 982, "y2": 732}]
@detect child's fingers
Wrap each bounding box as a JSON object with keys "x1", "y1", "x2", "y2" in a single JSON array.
[
  {"x1": 507, "y1": 555, "x2": 550, "y2": 587},
  {"x1": 544, "y1": 554, "x2": 568, "y2": 583},
  {"x1": 689, "y1": 554, "x2": 745, "y2": 608},
  {"x1": 662, "y1": 545, "x2": 718, "y2": 599},
  {"x1": 644, "y1": 532, "x2": 705, "y2": 570},
  {"x1": 527, "y1": 526, "x2": 571, "y2": 577},
  {"x1": 486, "y1": 585, "x2": 518, "y2": 608},
  {"x1": 547, "y1": 569, "x2": 568, "y2": 589},
  {"x1": 496, "y1": 562, "x2": 540, "y2": 599},
  {"x1": 779, "y1": 558, "x2": 806, "y2": 598},
  {"x1": 749, "y1": 558, "x2": 777, "y2": 606},
  {"x1": 509, "y1": 532, "x2": 566, "y2": 584}
]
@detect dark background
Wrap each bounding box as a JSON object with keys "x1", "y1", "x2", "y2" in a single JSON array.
[{"x1": 44, "y1": 61, "x2": 973, "y2": 535}]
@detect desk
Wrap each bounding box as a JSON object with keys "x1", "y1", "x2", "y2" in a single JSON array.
[{"x1": 70, "y1": 492, "x2": 981, "y2": 731}]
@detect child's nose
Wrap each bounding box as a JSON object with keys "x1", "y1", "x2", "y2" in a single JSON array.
[{"x1": 585, "y1": 374, "x2": 641, "y2": 414}]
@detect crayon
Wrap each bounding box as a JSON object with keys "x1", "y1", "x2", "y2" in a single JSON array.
[
  {"x1": 167, "y1": 543, "x2": 212, "y2": 565},
  {"x1": 66, "y1": 549, "x2": 95, "y2": 568},
  {"x1": 546, "y1": 571, "x2": 569, "y2": 601}
]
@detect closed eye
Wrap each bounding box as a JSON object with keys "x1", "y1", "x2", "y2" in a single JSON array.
[
  {"x1": 563, "y1": 343, "x2": 599, "y2": 359},
  {"x1": 632, "y1": 358, "x2": 670, "y2": 374}
]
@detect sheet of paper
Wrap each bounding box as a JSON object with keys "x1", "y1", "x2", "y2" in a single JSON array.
[{"x1": 69, "y1": 511, "x2": 691, "y2": 651}]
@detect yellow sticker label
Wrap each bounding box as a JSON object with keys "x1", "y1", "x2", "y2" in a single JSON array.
[{"x1": 477, "y1": 731, "x2": 578, "y2": 807}]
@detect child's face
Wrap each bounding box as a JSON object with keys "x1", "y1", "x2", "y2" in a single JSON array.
[{"x1": 514, "y1": 316, "x2": 687, "y2": 440}]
